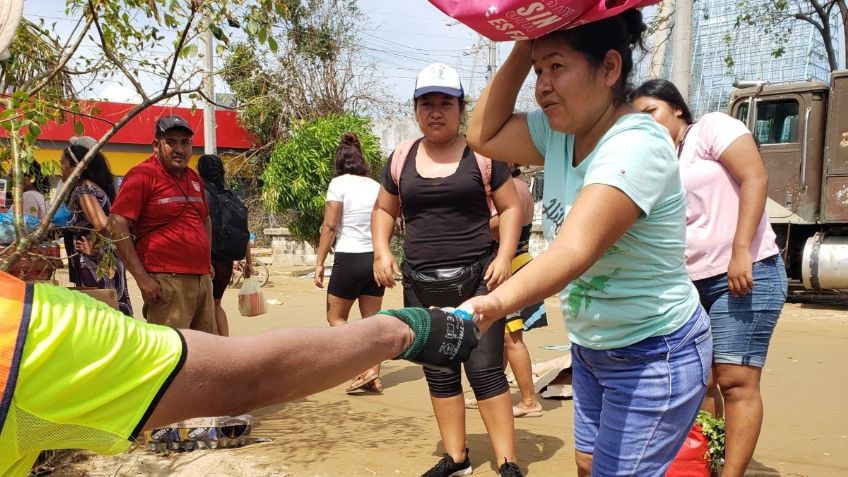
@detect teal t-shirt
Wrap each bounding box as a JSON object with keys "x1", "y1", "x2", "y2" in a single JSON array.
[{"x1": 527, "y1": 110, "x2": 699, "y2": 350}]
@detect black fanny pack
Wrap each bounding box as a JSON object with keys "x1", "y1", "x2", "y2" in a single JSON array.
[{"x1": 403, "y1": 253, "x2": 491, "y2": 307}]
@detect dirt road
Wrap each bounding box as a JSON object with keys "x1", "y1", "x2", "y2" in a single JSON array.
[{"x1": 58, "y1": 266, "x2": 848, "y2": 476}]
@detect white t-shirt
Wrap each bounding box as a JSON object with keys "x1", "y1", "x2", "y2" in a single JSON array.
[
  {"x1": 325, "y1": 174, "x2": 380, "y2": 253},
  {"x1": 22, "y1": 190, "x2": 46, "y2": 219}
]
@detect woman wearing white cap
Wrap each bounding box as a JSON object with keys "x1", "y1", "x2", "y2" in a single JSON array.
[{"x1": 372, "y1": 63, "x2": 524, "y2": 477}]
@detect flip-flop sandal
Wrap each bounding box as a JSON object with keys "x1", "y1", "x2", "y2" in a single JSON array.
[
  {"x1": 345, "y1": 372, "x2": 378, "y2": 394},
  {"x1": 513, "y1": 403, "x2": 543, "y2": 418},
  {"x1": 465, "y1": 398, "x2": 478, "y2": 409}
]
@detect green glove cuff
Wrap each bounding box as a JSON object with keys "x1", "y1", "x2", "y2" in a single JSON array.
[{"x1": 378, "y1": 308, "x2": 431, "y2": 360}]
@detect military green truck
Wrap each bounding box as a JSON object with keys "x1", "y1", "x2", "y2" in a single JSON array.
[{"x1": 730, "y1": 71, "x2": 848, "y2": 294}]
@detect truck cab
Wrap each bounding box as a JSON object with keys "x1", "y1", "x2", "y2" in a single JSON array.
[{"x1": 729, "y1": 71, "x2": 848, "y2": 291}]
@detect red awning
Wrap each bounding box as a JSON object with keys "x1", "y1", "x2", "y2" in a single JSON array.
[{"x1": 2, "y1": 100, "x2": 254, "y2": 149}]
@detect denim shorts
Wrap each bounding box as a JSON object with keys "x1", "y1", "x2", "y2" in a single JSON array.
[
  {"x1": 572, "y1": 306, "x2": 712, "y2": 477},
  {"x1": 693, "y1": 254, "x2": 788, "y2": 368}
]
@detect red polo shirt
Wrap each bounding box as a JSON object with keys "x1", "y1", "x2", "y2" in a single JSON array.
[{"x1": 111, "y1": 155, "x2": 211, "y2": 274}]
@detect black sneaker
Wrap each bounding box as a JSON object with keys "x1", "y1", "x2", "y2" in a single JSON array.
[
  {"x1": 422, "y1": 449, "x2": 472, "y2": 477},
  {"x1": 498, "y1": 459, "x2": 523, "y2": 477}
]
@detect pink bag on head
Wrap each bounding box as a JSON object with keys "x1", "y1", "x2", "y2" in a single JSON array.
[{"x1": 428, "y1": 0, "x2": 661, "y2": 41}]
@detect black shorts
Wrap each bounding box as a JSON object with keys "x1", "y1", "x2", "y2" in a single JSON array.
[
  {"x1": 211, "y1": 258, "x2": 234, "y2": 300},
  {"x1": 327, "y1": 251, "x2": 385, "y2": 299}
]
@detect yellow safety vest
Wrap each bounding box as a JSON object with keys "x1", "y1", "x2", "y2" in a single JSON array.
[{"x1": 0, "y1": 271, "x2": 29, "y2": 433}]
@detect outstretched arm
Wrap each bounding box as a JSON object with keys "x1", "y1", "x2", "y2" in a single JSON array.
[
  {"x1": 143, "y1": 315, "x2": 412, "y2": 428},
  {"x1": 466, "y1": 41, "x2": 543, "y2": 166},
  {"x1": 466, "y1": 184, "x2": 641, "y2": 334},
  {"x1": 142, "y1": 308, "x2": 478, "y2": 430}
]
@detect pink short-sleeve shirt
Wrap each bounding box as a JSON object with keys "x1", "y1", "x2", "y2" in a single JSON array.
[{"x1": 678, "y1": 112, "x2": 779, "y2": 280}]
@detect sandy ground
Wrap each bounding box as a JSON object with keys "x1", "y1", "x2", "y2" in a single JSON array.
[{"x1": 54, "y1": 264, "x2": 848, "y2": 477}]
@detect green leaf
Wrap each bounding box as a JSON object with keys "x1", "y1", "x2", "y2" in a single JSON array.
[
  {"x1": 696, "y1": 411, "x2": 726, "y2": 472},
  {"x1": 267, "y1": 36, "x2": 278, "y2": 52},
  {"x1": 181, "y1": 43, "x2": 198, "y2": 58},
  {"x1": 74, "y1": 121, "x2": 84, "y2": 135},
  {"x1": 210, "y1": 24, "x2": 225, "y2": 41},
  {"x1": 0, "y1": 109, "x2": 16, "y2": 121},
  {"x1": 25, "y1": 124, "x2": 41, "y2": 144}
]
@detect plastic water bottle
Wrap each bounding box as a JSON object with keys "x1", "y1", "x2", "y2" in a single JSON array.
[
  {"x1": 441, "y1": 305, "x2": 475, "y2": 321},
  {"x1": 453, "y1": 304, "x2": 475, "y2": 321}
]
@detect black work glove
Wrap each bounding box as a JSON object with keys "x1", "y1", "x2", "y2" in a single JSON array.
[{"x1": 379, "y1": 307, "x2": 479, "y2": 369}]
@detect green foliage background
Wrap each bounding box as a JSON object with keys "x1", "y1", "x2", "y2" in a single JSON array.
[{"x1": 262, "y1": 113, "x2": 383, "y2": 246}]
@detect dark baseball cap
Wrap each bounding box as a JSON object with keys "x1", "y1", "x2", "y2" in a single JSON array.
[{"x1": 155, "y1": 115, "x2": 194, "y2": 136}]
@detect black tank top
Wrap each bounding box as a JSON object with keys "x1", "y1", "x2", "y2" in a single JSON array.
[{"x1": 381, "y1": 141, "x2": 510, "y2": 270}]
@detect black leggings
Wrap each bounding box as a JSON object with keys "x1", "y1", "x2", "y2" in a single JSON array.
[{"x1": 403, "y1": 280, "x2": 509, "y2": 400}]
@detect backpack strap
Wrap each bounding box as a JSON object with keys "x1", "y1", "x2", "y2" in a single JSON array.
[
  {"x1": 473, "y1": 152, "x2": 498, "y2": 217},
  {"x1": 390, "y1": 138, "x2": 421, "y2": 207},
  {"x1": 391, "y1": 138, "x2": 421, "y2": 213},
  {"x1": 391, "y1": 137, "x2": 497, "y2": 217}
]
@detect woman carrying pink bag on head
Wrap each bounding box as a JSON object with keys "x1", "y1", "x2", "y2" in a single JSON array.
[{"x1": 464, "y1": 7, "x2": 712, "y2": 476}]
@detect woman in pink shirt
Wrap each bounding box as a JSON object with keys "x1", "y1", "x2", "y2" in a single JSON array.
[{"x1": 632, "y1": 79, "x2": 788, "y2": 477}]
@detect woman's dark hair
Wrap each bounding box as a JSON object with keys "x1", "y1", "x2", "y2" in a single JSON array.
[
  {"x1": 630, "y1": 78, "x2": 694, "y2": 125},
  {"x1": 25, "y1": 160, "x2": 49, "y2": 194},
  {"x1": 65, "y1": 144, "x2": 116, "y2": 201},
  {"x1": 198, "y1": 154, "x2": 226, "y2": 189},
  {"x1": 334, "y1": 132, "x2": 369, "y2": 177},
  {"x1": 542, "y1": 8, "x2": 647, "y2": 106}
]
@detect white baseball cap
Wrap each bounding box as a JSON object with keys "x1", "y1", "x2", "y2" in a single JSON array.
[
  {"x1": 70, "y1": 136, "x2": 98, "y2": 150},
  {"x1": 414, "y1": 62, "x2": 464, "y2": 99}
]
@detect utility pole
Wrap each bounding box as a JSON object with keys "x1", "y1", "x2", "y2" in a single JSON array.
[
  {"x1": 486, "y1": 38, "x2": 497, "y2": 81},
  {"x1": 671, "y1": 0, "x2": 693, "y2": 102},
  {"x1": 203, "y1": 26, "x2": 216, "y2": 155}
]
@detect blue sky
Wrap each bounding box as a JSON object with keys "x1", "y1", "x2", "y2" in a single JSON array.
[
  {"x1": 23, "y1": 0, "x2": 513, "y2": 103},
  {"x1": 357, "y1": 0, "x2": 513, "y2": 99}
]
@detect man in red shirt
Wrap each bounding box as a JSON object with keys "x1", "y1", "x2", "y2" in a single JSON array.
[{"x1": 108, "y1": 115, "x2": 216, "y2": 333}]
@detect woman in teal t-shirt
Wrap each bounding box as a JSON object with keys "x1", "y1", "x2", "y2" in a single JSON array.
[{"x1": 465, "y1": 8, "x2": 712, "y2": 477}]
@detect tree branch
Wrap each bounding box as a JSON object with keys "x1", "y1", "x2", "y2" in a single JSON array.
[
  {"x1": 795, "y1": 11, "x2": 826, "y2": 33},
  {"x1": 88, "y1": 0, "x2": 150, "y2": 103},
  {"x1": 0, "y1": 121, "x2": 30, "y2": 272},
  {"x1": 194, "y1": 88, "x2": 238, "y2": 110},
  {"x1": 55, "y1": 105, "x2": 119, "y2": 133},
  {"x1": 806, "y1": 0, "x2": 839, "y2": 71},
  {"x1": 27, "y1": 15, "x2": 94, "y2": 98},
  {"x1": 8, "y1": 125, "x2": 25, "y2": 239},
  {"x1": 162, "y1": 4, "x2": 198, "y2": 96}
]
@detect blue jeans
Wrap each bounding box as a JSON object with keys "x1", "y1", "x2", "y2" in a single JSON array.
[
  {"x1": 694, "y1": 254, "x2": 788, "y2": 367},
  {"x1": 572, "y1": 306, "x2": 712, "y2": 476}
]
